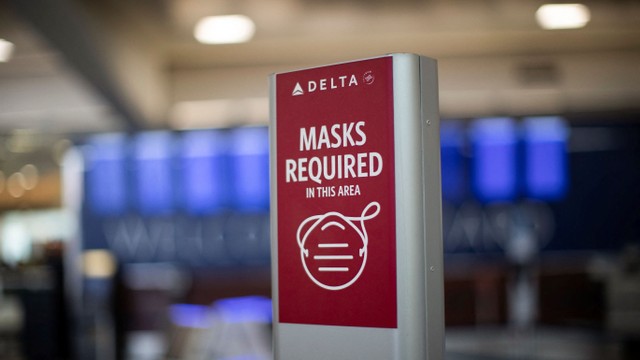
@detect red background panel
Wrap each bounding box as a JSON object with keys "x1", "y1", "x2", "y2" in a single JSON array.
[{"x1": 276, "y1": 57, "x2": 397, "y2": 328}]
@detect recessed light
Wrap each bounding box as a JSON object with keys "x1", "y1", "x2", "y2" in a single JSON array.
[
  {"x1": 536, "y1": 4, "x2": 591, "y2": 30},
  {"x1": 194, "y1": 15, "x2": 256, "y2": 44},
  {"x1": 0, "y1": 39, "x2": 15, "y2": 62}
]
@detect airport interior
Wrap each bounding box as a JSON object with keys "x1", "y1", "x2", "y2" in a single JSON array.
[{"x1": 0, "y1": 0, "x2": 639, "y2": 359}]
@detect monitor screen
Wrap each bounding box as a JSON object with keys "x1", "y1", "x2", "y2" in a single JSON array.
[
  {"x1": 469, "y1": 117, "x2": 518, "y2": 203},
  {"x1": 86, "y1": 134, "x2": 128, "y2": 216},
  {"x1": 180, "y1": 130, "x2": 230, "y2": 215},
  {"x1": 133, "y1": 131, "x2": 175, "y2": 216},
  {"x1": 522, "y1": 116, "x2": 569, "y2": 200},
  {"x1": 228, "y1": 127, "x2": 270, "y2": 212},
  {"x1": 441, "y1": 121, "x2": 467, "y2": 203}
]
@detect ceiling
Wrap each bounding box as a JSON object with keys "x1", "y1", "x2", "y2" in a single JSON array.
[{"x1": 1, "y1": 0, "x2": 639, "y2": 134}]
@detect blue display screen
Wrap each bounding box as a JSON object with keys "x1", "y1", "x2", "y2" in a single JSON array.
[
  {"x1": 86, "y1": 134, "x2": 128, "y2": 216},
  {"x1": 470, "y1": 118, "x2": 518, "y2": 203},
  {"x1": 228, "y1": 127, "x2": 270, "y2": 212},
  {"x1": 441, "y1": 121, "x2": 467, "y2": 203},
  {"x1": 522, "y1": 116, "x2": 569, "y2": 200},
  {"x1": 133, "y1": 132, "x2": 174, "y2": 215},
  {"x1": 180, "y1": 130, "x2": 230, "y2": 214}
]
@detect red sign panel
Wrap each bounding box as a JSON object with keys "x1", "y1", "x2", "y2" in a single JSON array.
[{"x1": 276, "y1": 57, "x2": 397, "y2": 328}]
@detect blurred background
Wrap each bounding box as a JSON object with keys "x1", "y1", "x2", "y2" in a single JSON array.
[{"x1": 0, "y1": 0, "x2": 639, "y2": 359}]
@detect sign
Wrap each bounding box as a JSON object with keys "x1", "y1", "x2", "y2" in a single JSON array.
[
  {"x1": 270, "y1": 54, "x2": 444, "y2": 360},
  {"x1": 275, "y1": 57, "x2": 397, "y2": 328}
]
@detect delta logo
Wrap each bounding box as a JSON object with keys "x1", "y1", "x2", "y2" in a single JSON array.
[{"x1": 292, "y1": 74, "x2": 361, "y2": 96}]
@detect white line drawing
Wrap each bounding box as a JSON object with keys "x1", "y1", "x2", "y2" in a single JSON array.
[
  {"x1": 319, "y1": 267, "x2": 349, "y2": 272},
  {"x1": 318, "y1": 243, "x2": 348, "y2": 248},
  {"x1": 321, "y1": 222, "x2": 345, "y2": 231},
  {"x1": 296, "y1": 201, "x2": 380, "y2": 290},
  {"x1": 313, "y1": 255, "x2": 354, "y2": 260}
]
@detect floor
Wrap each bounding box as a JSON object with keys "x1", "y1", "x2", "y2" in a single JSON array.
[{"x1": 446, "y1": 326, "x2": 624, "y2": 360}]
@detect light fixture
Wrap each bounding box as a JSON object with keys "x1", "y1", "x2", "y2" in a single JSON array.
[
  {"x1": 7, "y1": 173, "x2": 26, "y2": 198},
  {"x1": 194, "y1": 15, "x2": 255, "y2": 44},
  {"x1": 536, "y1": 4, "x2": 591, "y2": 30},
  {"x1": 0, "y1": 38, "x2": 15, "y2": 62},
  {"x1": 20, "y1": 164, "x2": 39, "y2": 190},
  {"x1": 82, "y1": 250, "x2": 117, "y2": 278}
]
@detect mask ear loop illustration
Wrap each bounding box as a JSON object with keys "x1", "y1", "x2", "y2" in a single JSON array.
[
  {"x1": 297, "y1": 201, "x2": 380, "y2": 255},
  {"x1": 296, "y1": 202, "x2": 381, "y2": 290}
]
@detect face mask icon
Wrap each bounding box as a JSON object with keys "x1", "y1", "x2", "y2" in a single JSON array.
[{"x1": 297, "y1": 202, "x2": 380, "y2": 290}]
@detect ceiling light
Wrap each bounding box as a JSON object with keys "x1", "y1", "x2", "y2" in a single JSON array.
[
  {"x1": 536, "y1": 4, "x2": 591, "y2": 30},
  {"x1": 194, "y1": 15, "x2": 256, "y2": 44},
  {"x1": 0, "y1": 38, "x2": 15, "y2": 62}
]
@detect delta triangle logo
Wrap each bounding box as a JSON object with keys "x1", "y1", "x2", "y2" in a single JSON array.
[{"x1": 292, "y1": 82, "x2": 304, "y2": 96}]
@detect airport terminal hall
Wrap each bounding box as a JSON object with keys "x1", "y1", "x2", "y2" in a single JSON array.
[{"x1": 0, "y1": 0, "x2": 639, "y2": 359}]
